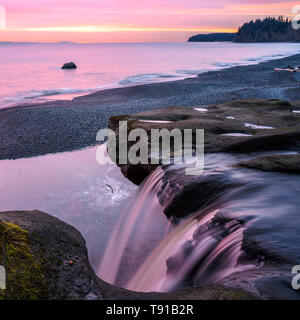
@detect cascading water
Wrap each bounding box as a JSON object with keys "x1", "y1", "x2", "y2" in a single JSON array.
[
  {"x1": 126, "y1": 207, "x2": 254, "y2": 292},
  {"x1": 98, "y1": 160, "x2": 256, "y2": 292},
  {"x1": 126, "y1": 208, "x2": 220, "y2": 292},
  {"x1": 98, "y1": 167, "x2": 170, "y2": 287}
]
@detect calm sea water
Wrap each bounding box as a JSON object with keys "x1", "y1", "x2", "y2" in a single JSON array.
[{"x1": 0, "y1": 41, "x2": 299, "y2": 108}]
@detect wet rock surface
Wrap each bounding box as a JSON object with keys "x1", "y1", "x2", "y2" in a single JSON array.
[
  {"x1": 238, "y1": 153, "x2": 300, "y2": 173},
  {"x1": 158, "y1": 167, "x2": 241, "y2": 219},
  {"x1": 108, "y1": 98, "x2": 300, "y2": 184}
]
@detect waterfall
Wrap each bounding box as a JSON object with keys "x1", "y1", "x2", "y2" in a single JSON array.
[
  {"x1": 126, "y1": 208, "x2": 219, "y2": 292},
  {"x1": 98, "y1": 167, "x2": 169, "y2": 286},
  {"x1": 99, "y1": 164, "x2": 255, "y2": 292}
]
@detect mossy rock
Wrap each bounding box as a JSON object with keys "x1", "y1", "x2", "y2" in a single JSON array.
[
  {"x1": 227, "y1": 99, "x2": 292, "y2": 109},
  {"x1": 0, "y1": 222, "x2": 48, "y2": 300},
  {"x1": 0, "y1": 211, "x2": 103, "y2": 300}
]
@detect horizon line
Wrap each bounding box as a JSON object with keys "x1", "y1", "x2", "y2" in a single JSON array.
[{"x1": 0, "y1": 37, "x2": 237, "y2": 45}]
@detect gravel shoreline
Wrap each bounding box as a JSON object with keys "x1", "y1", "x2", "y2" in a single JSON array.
[{"x1": 1, "y1": 53, "x2": 300, "y2": 160}]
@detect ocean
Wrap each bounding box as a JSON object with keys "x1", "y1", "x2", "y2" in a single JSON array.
[{"x1": 0, "y1": 41, "x2": 299, "y2": 108}]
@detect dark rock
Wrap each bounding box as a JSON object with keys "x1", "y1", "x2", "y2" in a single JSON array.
[
  {"x1": 61, "y1": 62, "x2": 77, "y2": 69},
  {"x1": 241, "y1": 235, "x2": 290, "y2": 265},
  {"x1": 120, "y1": 162, "x2": 157, "y2": 185},
  {"x1": 0, "y1": 210, "x2": 102, "y2": 300},
  {"x1": 223, "y1": 130, "x2": 300, "y2": 153},
  {"x1": 158, "y1": 168, "x2": 240, "y2": 219},
  {"x1": 238, "y1": 154, "x2": 300, "y2": 173}
]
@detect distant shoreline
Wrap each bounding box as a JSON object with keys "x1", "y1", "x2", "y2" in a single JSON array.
[
  {"x1": 1, "y1": 52, "x2": 300, "y2": 161},
  {"x1": 188, "y1": 17, "x2": 300, "y2": 43}
]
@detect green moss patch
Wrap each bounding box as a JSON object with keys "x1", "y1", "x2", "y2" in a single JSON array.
[{"x1": 0, "y1": 222, "x2": 48, "y2": 300}]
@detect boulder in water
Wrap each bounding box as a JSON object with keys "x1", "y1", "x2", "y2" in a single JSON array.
[{"x1": 61, "y1": 62, "x2": 77, "y2": 69}]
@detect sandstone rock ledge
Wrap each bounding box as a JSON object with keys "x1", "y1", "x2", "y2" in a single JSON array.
[
  {"x1": 0, "y1": 210, "x2": 256, "y2": 300},
  {"x1": 108, "y1": 99, "x2": 300, "y2": 185},
  {"x1": 238, "y1": 153, "x2": 300, "y2": 173}
]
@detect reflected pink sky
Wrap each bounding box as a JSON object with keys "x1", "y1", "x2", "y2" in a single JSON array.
[
  {"x1": 0, "y1": 0, "x2": 297, "y2": 42},
  {"x1": 1, "y1": 41, "x2": 299, "y2": 107}
]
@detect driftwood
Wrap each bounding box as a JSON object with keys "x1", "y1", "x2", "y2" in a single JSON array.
[{"x1": 274, "y1": 66, "x2": 300, "y2": 72}]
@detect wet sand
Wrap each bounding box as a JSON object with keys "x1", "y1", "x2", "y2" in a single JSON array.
[{"x1": 1, "y1": 53, "x2": 300, "y2": 160}]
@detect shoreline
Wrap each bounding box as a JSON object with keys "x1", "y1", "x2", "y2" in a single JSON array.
[
  {"x1": 1, "y1": 53, "x2": 300, "y2": 160},
  {"x1": 1, "y1": 49, "x2": 298, "y2": 110},
  {"x1": 1, "y1": 48, "x2": 299, "y2": 112}
]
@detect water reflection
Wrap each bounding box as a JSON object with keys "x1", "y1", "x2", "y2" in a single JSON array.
[{"x1": 0, "y1": 145, "x2": 137, "y2": 269}]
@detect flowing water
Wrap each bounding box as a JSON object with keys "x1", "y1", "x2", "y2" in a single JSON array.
[
  {"x1": 99, "y1": 152, "x2": 300, "y2": 296},
  {"x1": 99, "y1": 162, "x2": 253, "y2": 292},
  {"x1": 98, "y1": 167, "x2": 169, "y2": 286}
]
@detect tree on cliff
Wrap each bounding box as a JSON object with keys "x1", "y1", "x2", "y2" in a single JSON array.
[{"x1": 235, "y1": 16, "x2": 300, "y2": 42}]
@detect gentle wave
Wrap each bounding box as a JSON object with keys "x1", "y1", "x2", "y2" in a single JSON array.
[
  {"x1": 0, "y1": 88, "x2": 99, "y2": 108},
  {"x1": 119, "y1": 73, "x2": 178, "y2": 85},
  {"x1": 213, "y1": 62, "x2": 239, "y2": 68},
  {"x1": 19, "y1": 88, "x2": 89, "y2": 99},
  {"x1": 243, "y1": 52, "x2": 299, "y2": 63},
  {"x1": 175, "y1": 69, "x2": 209, "y2": 75}
]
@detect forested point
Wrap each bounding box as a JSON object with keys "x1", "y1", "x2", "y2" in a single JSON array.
[
  {"x1": 188, "y1": 17, "x2": 300, "y2": 42},
  {"x1": 235, "y1": 16, "x2": 300, "y2": 42}
]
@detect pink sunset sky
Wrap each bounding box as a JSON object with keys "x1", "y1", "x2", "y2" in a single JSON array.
[{"x1": 0, "y1": 0, "x2": 298, "y2": 42}]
